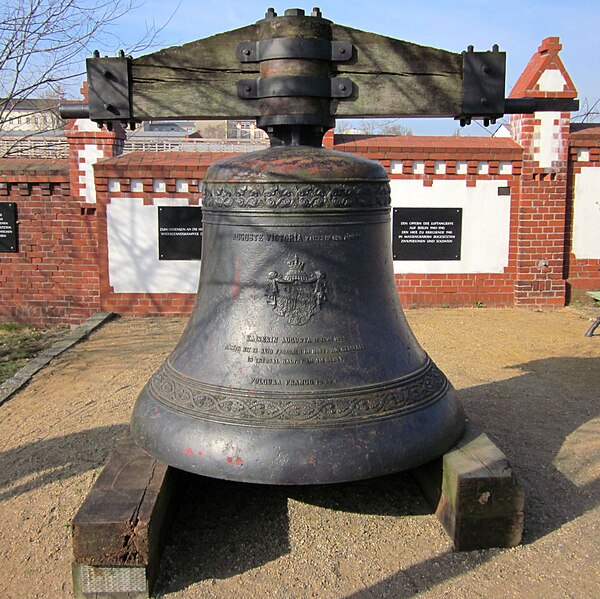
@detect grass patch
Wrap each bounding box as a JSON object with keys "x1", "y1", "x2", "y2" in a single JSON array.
[{"x1": 0, "y1": 323, "x2": 68, "y2": 385}]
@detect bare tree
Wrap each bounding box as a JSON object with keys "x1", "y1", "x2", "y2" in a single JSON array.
[
  {"x1": 336, "y1": 119, "x2": 413, "y2": 136},
  {"x1": 0, "y1": 0, "x2": 165, "y2": 157},
  {"x1": 572, "y1": 97, "x2": 600, "y2": 123}
]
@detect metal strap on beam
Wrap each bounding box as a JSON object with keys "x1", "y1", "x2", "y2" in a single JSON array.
[
  {"x1": 237, "y1": 76, "x2": 353, "y2": 99},
  {"x1": 237, "y1": 38, "x2": 353, "y2": 62}
]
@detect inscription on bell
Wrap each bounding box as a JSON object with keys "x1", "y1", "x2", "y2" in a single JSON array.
[
  {"x1": 232, "y1": 232, "x2": 362, "y2": 242},
  {"x1": 265, "y1": 254, "x2": 327, "y2": 326},
  {"x1": 224, "y1": 333, "x2": 365, "y2": 366}
]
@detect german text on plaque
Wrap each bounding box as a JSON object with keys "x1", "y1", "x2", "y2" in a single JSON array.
[
  {"x1": 158, "y1": 206, "x2": 203, "y2": 260},
  {"x1": 0, "y1": 202, "x2": 18, "y2": 253},
  {"x1": 393, "y1": 207, "x2": 462, "y2": 261}
]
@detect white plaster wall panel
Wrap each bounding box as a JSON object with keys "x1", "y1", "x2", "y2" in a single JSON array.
[
  {"x1": 413, "y1": 160, "x2": 425, "y2": 174},
  {"x1": 176, "y1": 179, "x2": 189, "y2": 192},
  {"x1": 107, "y1": 197, "x2": 201, "y2": 293},
  {"x1": 534, "y1": 111, "x2": 561, "y2": 168},
  {"x1": 577, "y1": 148, "x2": 590, "y2": 162},
  {"x1": 390, "y1": 160, "x2": 403, "y2": 174},
  {"x1": 153, "y1": 179, "x2": 166, "y2": 193},
  {"x1": 78, "y1": 145, "x2": 103, "y2": 203},
  {"x1": 498, "y1": 161, "x2": 512, "y2": 175},
  {"x1": 537, "y1": 69, "x2": 567, "y2": 92},
  {"x1": 108, "y1": 179, "x2": 120, "y2": 192},
  {"x1": 456, "y1": 161, "x2": 468, "y2": 175},
  {"x1": 434, "y1": 161, "x2": 446, "y2": 175},
  {"x1": 477, "y1": 162, "x2": 489, "y2": 175},
  {"x1": 390, "y1": 179, "x2": 511, "y2": 274},
  {"x1": 130, "y1": 179, "x2": 143, "y2": 192},
  {"x1": 572, "y1": 166, "x2": 600, "y2": 259}
]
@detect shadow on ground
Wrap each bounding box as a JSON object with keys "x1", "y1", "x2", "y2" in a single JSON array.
[
  {"x1": 155, "y1": 356, "x2": 599, "y2": 596},
  {"x1": 154, "y1": 470, "x2": 430, "y2": 594},
  {"x1": 1, "y1": 356, "x2": 597, "y2": 597},
  {"x1": 0, "y1": 424, "x2": 127, "y2": 503}
]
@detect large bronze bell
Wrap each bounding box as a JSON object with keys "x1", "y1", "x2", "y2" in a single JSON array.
[{"x1": 130, "y1": 145, "x2": 465, "y2": 484}]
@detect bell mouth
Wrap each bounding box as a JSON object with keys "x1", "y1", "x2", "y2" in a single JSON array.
[{"x1": 131, "y1": 368, "x2": 465, "y2": 485}]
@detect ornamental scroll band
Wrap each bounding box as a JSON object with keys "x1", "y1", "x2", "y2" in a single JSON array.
[
  {"x1": 147, "y1": 360, "x2": 448, "y2": 427},
  {"x1": 202, "y1": 182, "x2": 391, "y2": 210}
]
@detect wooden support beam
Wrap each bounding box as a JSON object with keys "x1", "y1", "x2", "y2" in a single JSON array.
[
  {"x1": 414, "y1": 420, "x2": 525, "y2": 551},
  {"x1": 130, "y1": 24, "x2": 463, "y2": 120},
  {"x1": 72, "y1": 429, "x2": 184, "y2": 598}
]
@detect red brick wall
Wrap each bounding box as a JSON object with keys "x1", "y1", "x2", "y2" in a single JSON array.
[
  {"x1": 2, "y1": 133, "x2": 598, "y2": 326},
  {"x1": 0, "y1": 160, "x2": 101, "y2": 327}
]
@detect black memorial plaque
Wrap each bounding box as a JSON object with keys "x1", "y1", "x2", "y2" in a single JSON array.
[
  {"x1": 158, "y1": 206, "x2": 202, "y2": 260},
  {"x1": 393, "y1": 207, "x2": 462, "y2": 260},
  {"x1": 0, "y1": 202, "x2": 18, "y2": 253}
]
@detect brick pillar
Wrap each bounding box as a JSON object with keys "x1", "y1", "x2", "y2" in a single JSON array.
[
  {"x1": 509, "y1": 37, "x2": 577, "y2": 307},
  {"x1": 65, "y1": 83, "x2": 126, "y2": 204}
]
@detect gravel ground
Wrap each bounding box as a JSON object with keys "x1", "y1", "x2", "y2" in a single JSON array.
[{"x1": 0, "y1": 307, "x2": 599, "y2": 598}]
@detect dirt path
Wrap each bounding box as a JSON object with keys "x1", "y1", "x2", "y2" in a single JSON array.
[{"x1": 0, "y1": 308, "x2": 599, "y2": 598}]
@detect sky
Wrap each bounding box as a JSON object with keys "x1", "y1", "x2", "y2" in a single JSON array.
[{"x1": 101, "y1": 0, "x2": 598, "y2": 135}]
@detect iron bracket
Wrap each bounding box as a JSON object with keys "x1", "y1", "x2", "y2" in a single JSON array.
[
  {"x1": 461, "y1": 47, "x2": 506, "y2": 119},
  {"x1": 237, "y1": 37, "x2": 353, "y2": 62},
  {"x1": 86, "y1": 54, "x2": 133, "y2": 121},
  {"x1": 237, "y1": 76, "x2": 353, "y2": 99}
]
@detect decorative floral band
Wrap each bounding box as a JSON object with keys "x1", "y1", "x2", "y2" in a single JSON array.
[
  {"x1": 202, "y1": 181, "x2": 391, "y2": 210},
  {"x1": 147, "y1": 359, "x2": 448, "y2": 427}
]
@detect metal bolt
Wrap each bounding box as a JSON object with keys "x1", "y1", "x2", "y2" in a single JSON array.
[
  {"x1": 93, "y1": 50, "x2": 100, "y2": 58},
  {"x1": 265, "y1": 7, "x2": 277, "y2": 18},
  {"x1": 483, "y1": 118, "x2": 490, "y2": 127},
  {"x1": 243, "y1": 48, "x2": 251, "y2": 56},
  {"x1": 312, "y1": 7, "x2": 322, "y2": 17},
  {"x1": 482, "y1": 66, "x2": 490, "y2": 74},
  {"x1": 118, "y1": 49, "x2": 125, "y2": 58},
  {"x1": 480, "y1": 98, "x2": 490, "y2": 106},
  {"x1": 467, "y1": 45, "x2": 474, "y2": 52},
  {"x1": 244, "y1": 85, "x2": 252, "y2": 93},
  {"x1": 339, "y1": 47, "x2": 346, "y2": 54},
  {"x1": 491, "y1": 118, "x2": 497, "y2": 125},
  {"x1": 284, "y1": 8, "x2": 305, "y2": 16},
  {"x1": 492, "y1": 44, "x2": 499, "y2": 52},
  {"x1": 339, "y1": 83, "x2": 346, "y2": 92}
]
